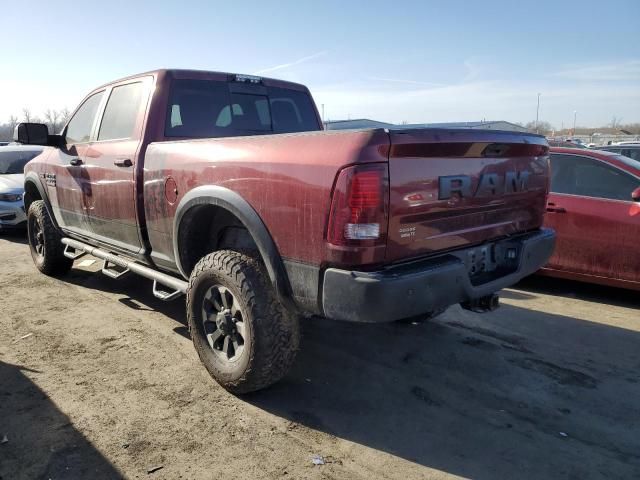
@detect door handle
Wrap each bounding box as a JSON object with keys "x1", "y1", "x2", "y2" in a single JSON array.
[
  {"x1": 69, "y1": 158, "x2": 83, "y2": 166},
  {"x1": 113, "y1": 158, "x2": 133, "y2": 167},
  {"x1": 546, "y1": 203, "x2": 566, "y2": 213}
]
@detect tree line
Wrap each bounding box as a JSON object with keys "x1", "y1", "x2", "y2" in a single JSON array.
[
  {"x1": 523, "y1": 118, "x2": 640, "y2": 136},
  {"x1": 0, "y1": 109, "x2": 70, "y2": 141}
]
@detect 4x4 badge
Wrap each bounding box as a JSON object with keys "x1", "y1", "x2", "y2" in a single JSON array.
[{"x1": 42, "y1": 172, "x2": 56, "y2": 187}]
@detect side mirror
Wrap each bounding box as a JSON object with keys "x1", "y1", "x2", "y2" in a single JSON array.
[
  {"x1": 632, "y1": 186, "x2": 640, "y2": 202},
  {"x1": 13, "y1": 123, "x2": 49, "y2": 145}
]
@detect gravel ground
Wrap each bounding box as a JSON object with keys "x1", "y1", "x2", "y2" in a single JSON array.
[{"x1": 0, "y1": 231, "x2": 639, "y2": 480}]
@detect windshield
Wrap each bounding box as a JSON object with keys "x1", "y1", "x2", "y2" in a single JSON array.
[
  {"x1": 165, "y1": 79, "x2": 320, "y2": 138},
  {"x1": 0, "y1": 150, "x2": 42, "y2": 174}
]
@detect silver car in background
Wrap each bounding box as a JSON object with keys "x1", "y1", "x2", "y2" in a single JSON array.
[
  {"x1": 0, "y1": 145, "x2": 44, "y2": 230},
  {"x1": 595, "y1": 144, "x2": 640, "y2": 162}
]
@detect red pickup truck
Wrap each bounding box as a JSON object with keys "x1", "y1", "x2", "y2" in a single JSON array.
[{"x1": 16, "y1": 69, "x2": 555, "y2": 393}]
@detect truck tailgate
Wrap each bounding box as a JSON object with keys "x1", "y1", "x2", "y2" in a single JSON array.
[{"x1": 386, "y1": 129, "x2": 549, "y2": 262}]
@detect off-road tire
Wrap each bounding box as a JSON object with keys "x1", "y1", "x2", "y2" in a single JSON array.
[
  {"x1": 186, "y1": 250, "x2": 300, "y2": 394},
  {"x1": 27, "y1": 200, "x2": 73, "y2": 276}
]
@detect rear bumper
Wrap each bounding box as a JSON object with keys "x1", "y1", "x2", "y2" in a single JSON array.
[{"x1": 321, "y1": 228, "x2": 556, "y2": 322}]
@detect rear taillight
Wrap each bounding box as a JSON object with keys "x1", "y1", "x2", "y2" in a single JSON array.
[{"x1": 327, "y1": 164, "x2": 389, "y2": 246}]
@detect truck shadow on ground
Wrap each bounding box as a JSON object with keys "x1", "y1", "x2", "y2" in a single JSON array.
[
  {"x1": 63, "y1": 266, "x2": 187, "y2": 330},
  {"x1": 0, "y1": 230, "x2": 28, "y2": 245},
  {"x1": 59, "y1": 267, "x2": 640, "y2": 479},
  {"x1": 508, "y1": 275, "x2": 640, "y2": 310},
  {"x1": 248, "y1": 301, "x2": 640, "y2": 478},
  {"x1": 0, "y1": 360, "x2": 122, "y2": 480}
]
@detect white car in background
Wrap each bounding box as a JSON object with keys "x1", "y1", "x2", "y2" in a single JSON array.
[{"x1": 0, "y1": 145, "x2": 44, "y2": 231}]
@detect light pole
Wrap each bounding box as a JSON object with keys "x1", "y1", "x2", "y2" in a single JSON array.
[
  {"x1": 535, "y1": 93, "x2": 541, "y2": 133},
  {"x1": 573, "y1": 110, "x2": 577, "y2": 136}
]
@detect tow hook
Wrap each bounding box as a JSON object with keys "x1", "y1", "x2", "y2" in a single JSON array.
[{"x1": 461, "y1": 293, "x2": 500, "y2": 313}]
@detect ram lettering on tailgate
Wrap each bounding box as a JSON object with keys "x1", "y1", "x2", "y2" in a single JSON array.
[{"x1": 438, "y1": 171, "x2": 531, "y2": 199}]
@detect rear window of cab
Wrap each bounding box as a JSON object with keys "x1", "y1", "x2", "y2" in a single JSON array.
[{"x1": 165, "y1": 79, "x2": 320, "y2": 138}]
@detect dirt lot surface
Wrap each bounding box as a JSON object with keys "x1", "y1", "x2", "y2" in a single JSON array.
[{"x1": 1, "y1": 231, "x2": 639, "y2": 480}]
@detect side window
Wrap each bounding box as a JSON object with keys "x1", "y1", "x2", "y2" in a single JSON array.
[
  {"x1": 98, "y1": 82, "x2": 145, "y2": 141},
  {"x1": 621, "y1": 149, "x2": 640, "y2": 161},
  {"x1": 550, "y1": 154, "x2": 638, "y2": 201},
  {"x1": 65, "y1": 92, "x2": 104, "y2": 144}
]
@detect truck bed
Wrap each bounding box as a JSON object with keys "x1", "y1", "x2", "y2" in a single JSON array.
[{"x1": 143, "y1": 127, "x2": 549, "y2": 271}]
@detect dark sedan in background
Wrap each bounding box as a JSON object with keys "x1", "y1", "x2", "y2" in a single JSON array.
[{"x1": 541, "y1": 147, "x2": 640, "y2": 291}]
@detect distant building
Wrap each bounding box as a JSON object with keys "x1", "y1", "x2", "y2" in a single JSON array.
[
  {"x1": 324, "y1": 119, "x2": 394, "y2": 130},
  {"x1": 325, "y1": 119, "x2": 529, "y2": 133},
  {"x1": 405, "y1": 120, "x2": 530, "y2": 132}
]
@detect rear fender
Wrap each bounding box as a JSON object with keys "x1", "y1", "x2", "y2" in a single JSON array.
[{"x1": 173, "y1": 186, "x2": 294, "y2": 309}]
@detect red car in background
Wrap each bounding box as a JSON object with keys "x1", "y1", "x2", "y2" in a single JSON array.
[{"x1": 541, "y1": 147, "x2": 640, "y2": 290}]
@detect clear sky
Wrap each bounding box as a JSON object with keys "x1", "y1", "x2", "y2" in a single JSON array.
[{"x1": 2, "y1": 0, "x2": 638, "y2": 128}]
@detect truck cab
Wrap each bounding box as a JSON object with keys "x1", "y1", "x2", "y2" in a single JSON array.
[{"x1": 30, "y1": 70, "x2": 322, "y2": 261}]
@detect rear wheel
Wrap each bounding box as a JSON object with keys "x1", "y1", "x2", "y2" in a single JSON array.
[
  {"x1": 186, "y1": 250, "x2": 300, "y2": 394},
  {"x1": 27, "y1": 200, "x2": 73, "y2": 276}
]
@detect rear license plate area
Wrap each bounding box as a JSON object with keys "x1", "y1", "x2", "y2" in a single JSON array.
[{"x1": 466, "y1": 245, "x2": 495, "y2": 277}]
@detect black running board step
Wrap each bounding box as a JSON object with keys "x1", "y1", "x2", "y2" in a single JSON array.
[{"x1": 61, "y1": 238, "x2": 187, "y2": 299}]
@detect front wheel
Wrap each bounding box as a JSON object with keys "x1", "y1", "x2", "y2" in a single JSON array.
[
  {"x1": 27, "y1": 200, "x2": 73, "y2": 276},
  {"x1": 186, "y1": 250, "x2": 300, "y2": 394}
]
